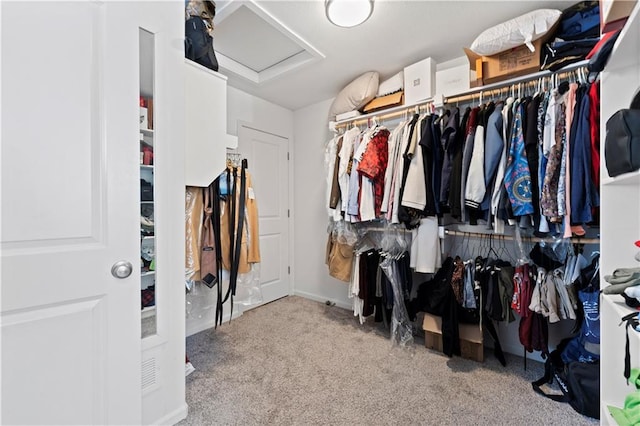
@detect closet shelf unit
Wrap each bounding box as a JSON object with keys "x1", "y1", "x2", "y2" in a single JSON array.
[
  {"x1": 599, "y1": 1, "x2": 640, "y2": 422},
  {"x1": 184, "y1": 59, "x2": 238, "y2": 187},
  {"x1": 331, "y1": 59, "x2": 591, "y2": 131}
]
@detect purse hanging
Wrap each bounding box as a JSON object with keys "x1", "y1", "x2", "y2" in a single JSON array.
[
  {"x1": 200, "y1": 184, "x2": 218, "y2": 288},
  {"x1": 605, "y1": 88, "x2": 640, "y2": 177}
]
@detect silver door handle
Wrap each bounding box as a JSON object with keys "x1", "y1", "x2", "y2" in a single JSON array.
[{"x1": 111, "y1": 261, "x2": 133, "y2": 279}]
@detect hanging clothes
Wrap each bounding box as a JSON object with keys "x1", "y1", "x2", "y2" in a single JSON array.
[
  {"x1": 460, "y1": 107, "x2": 480, "y2": 222},
  {"x1": 219, "y1": 165, "x2": 261, "y2": 274},
  {"x1": 380, "y1": 254, "x2": 414, "y2": 347},
  {"x1": 465, "y1": 107, "x2": 487, "y2": 211},
  {"x1": 480, "y1": 102, "x2": 505, "y2": 212},
  {"x1": 419, "y1": 114, "x2": 438, "y2": 217},
  {"x1": 440, "y1": 108, "x2": 460, "y2": 209},
  {"x1": 448, "y1": 107, "x2": 470, "y2": 220},
  {"x1": 504, "y1": 102, "x2": 534, "y2": 216},
  {"x1": 325, "y1": 135, "x2": 342, "y2": 221},
  {"x1": 338, "y1": 127, "x2": 360, "y2": 215},
  {"x1": 541, "y1": 92, "x2": 566, "y2": 223},
  {"x1": 358, "y1": 127, "x2": 390, "y2": 218}
]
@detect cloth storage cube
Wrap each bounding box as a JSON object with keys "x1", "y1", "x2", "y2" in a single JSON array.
[{"x1": 403, "y1": 57, "x2": 435, "y2": 105}]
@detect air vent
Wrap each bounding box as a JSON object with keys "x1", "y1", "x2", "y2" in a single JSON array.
[{"x1": 141, "y1": 357, "x2": 157, "y2": 391}]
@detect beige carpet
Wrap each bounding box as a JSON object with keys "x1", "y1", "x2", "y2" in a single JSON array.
[{"x1": 179, "y1": 296, "x2": 597, "y2": 425}]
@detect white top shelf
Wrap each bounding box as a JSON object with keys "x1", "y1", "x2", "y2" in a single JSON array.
[
  {"x1": 140, "y1": 128, "x2": 154, "y2": 137},
  {"x1": 606, "y1": 2, "x2": 640, "y2": 72},
  {"x1": 602, "y1": 293, "x2": 639, "y2": 321},
  {"x1": 141, "y1": 270, "x2": 156, "y2": 277},
  {"x1": 602, "y1": 169, "x2": 640, "y2": 186},
  {"x1": 141, "y1": 305, "x2": 156, "y2": 319}
]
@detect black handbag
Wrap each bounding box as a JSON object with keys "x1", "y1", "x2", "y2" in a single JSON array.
[
  {"x1": 185, "y1": 16, "x2": 219, "y2": 72},
  {"x1": 605, "y1": 89, "x2": 640, "y2": 177}
]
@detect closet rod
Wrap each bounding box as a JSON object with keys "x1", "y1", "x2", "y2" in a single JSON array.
[
  {"x1": 442, "y1": 59, "x2": 589, "y2": 105},
  {"x1": 444, "y1": 229, "x2": 599, "y2": 245},
  {"x1": 334, "y1": 98, "x2": 434, "y2": 129},
  {"x1": 361, "y1": 226, "x2": 412, "y2": 233}
]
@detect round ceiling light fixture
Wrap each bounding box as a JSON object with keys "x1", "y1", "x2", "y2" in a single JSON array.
[{"x1": 325, "y1": 0, "x2": 374, "y2": 28}]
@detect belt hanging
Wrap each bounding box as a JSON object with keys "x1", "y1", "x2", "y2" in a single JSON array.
[
  {"x1": 211, "y1": 175, "x2": 224, "y2": 328},
  {"x1": 215, "y1": 164, "x2": 247, "y2": 327}
]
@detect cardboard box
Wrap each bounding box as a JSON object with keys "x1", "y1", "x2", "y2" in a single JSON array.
[
  {"x1": 435, "y1": 65, "x2": 476, "y2": 97},
  {"x1": 403, "y1": 57, "x2": 436, "y2": 105},
  {"x1": 362, "y1": 91, "x2": 404, "y2": 113},
  {"x1": 463, "y1": 24, "x2": 558, "y2": 86},
  {"x1": 422, "y1": 313, "x2": 484, "y2": 362}
]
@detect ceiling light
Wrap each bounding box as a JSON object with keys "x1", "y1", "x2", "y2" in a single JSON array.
[{"x1": 325, "y1": 0, "x2": 374, "y2": 28}]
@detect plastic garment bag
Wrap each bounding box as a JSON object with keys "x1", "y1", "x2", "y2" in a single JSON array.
[
  {"x1": 234, "y1": 264, "x2": 263, "y2": 306},
  {"x1": 185, "y1": 186, "x2": 203, "y2": 290},
  {"x1": 380, "y1": 256, "x2": 413, "y2": 348}
]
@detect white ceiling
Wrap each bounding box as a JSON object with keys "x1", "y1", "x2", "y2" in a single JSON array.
[{"x1": 213, "y1": 0, "x2": 576, "y2": 111}]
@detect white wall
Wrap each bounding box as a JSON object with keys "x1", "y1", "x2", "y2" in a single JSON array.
[
  {"x1": 226, "y1": 85, "x2": 294, "y2": 138},
  {"x1": 292, "y1": 98, "x2": 352, "y2": 309},
  {"x1": 186, "y1": 85, "x2": 294, "y2": 337}
]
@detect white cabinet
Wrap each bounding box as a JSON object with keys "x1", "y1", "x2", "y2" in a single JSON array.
[
  {"x1": 185, "y1": 59, "x2": 238, "y2": 187},
  {"x1": 599, "y1": 3, "x2": 640, "y2": 420}
]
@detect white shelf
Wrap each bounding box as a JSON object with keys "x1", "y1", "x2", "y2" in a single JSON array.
[
  {"x1": 602, "y1": 293, "x2": 639, "y2": 319},
  {"x1": 332, "y1": 98, "x2": 433, "y2": 127},
  {"x1": 602, "y1": 169, "x2": 640, "y2": 186},
  {"x1": 140, "y1": 164, "x2": 154, "y2": 170},
  {"x1": 141, "y1": 305, "x2": 156, "y2": 319},
  {"x1": 141, "y1": 270, "x2": 156, "y2": 277},
  {"x1": 441, "y1": 60, "x2": 590, "y2": 102},
  {"x1": 141, "y1": 235, "x2": 155, "y2": 240},
  {"x1": 601, "y1": 401, "x2": 619, "y2": 426},
  {"x1": 140, "y1": 128, "x2": 154, "y2": 137},
  {"x1": 606, "y1": 2, "x2": 640, "y2": 72}
]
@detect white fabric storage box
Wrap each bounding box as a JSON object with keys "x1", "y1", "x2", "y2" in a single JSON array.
[
  {"x1": 403, "y1": 57, "x2": 435, "y2": 105},
  {"x1": 435, "y1": 65, "x2": 475, "y2": 97}
]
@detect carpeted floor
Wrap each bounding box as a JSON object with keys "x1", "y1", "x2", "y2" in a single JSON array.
[{"x1": 179, "y1": 296, "x2": 597, "y2": 425}]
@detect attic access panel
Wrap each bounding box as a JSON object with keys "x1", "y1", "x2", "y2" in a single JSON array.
[{"x1": 213, "y1": 0, "x2": 324, "y2": 84}]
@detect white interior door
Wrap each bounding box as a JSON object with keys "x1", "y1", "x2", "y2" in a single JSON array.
[
  {"x1": 1, "y1": 2, "x2": 142, "y2": 424},
  {"x1": 236, "y1": 125, "x2": 290, "y2": 306}
]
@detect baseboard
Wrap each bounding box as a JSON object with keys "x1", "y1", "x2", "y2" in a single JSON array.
[
  {"x1": 294, "y1": 291, "x2": 547, "y2": 364},
  {"x1": 186, "y1": 308, "x2": 243, "y2": 337},
  {"x1": 148, "y1": 402, "x2": 188, "y2": 425},
  {"x1": 501, "y1": 342, "x2": 544, "y2": 363},
  {"x1": 293, "y1": 290, "x2": 351, "y2": 311}
]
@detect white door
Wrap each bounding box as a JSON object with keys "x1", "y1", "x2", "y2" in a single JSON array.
[
  {"x1": 236, "y1": 125, "x2": 290, "y2": 305},
  {"x1": 1, "y1": 3, "x2": 152, "y2": 424}
]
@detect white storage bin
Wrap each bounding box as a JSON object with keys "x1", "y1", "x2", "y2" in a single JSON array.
[
  {"x1": 435, "y1": 64, "x2": 475, "y2": 97},
  {"x1": 139, "y1": 106, "x2": 149, "y2": 130},
  {"x1": 403, "y1": 57, "x2": 435, "y2": 105}
]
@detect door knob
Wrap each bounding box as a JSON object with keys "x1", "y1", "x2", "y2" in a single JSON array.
[{"x1": 111, "y1": 261, "x2": 133, "y2": 279}]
